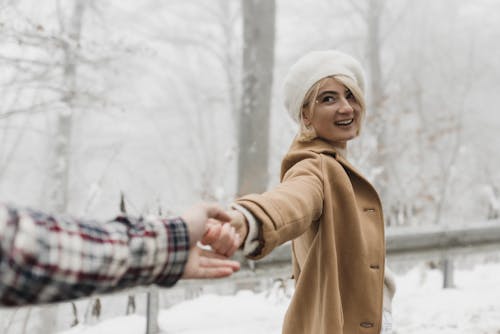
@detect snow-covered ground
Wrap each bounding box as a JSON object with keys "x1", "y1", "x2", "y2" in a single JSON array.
[{"x1": 59, "y1": 262, "x2": 500, "y2": 334}]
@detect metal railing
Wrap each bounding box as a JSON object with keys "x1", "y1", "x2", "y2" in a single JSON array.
[
  {"x1": 230, "y1": 220, "x2": 500, "y2": 268},
  {"x1": 386, "y1": 221, "x2": 500, "y2": 256}
]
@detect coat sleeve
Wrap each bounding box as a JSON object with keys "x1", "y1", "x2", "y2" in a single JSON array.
[
  {"x1": 0, "y1": 203, "x2": 189, "y2": 306},
  {"x1": 235, "y1": 155, "x2": 324, "y2": 259}
]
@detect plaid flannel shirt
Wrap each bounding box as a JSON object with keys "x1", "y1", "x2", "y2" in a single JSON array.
[{"x1": 0, "y1": 203, "x2": 190, "y2": 307}]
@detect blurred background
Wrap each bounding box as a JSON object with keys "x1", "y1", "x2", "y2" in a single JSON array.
[{"x1": 1, "y1": 0, "x2": 500, "y2": 333}]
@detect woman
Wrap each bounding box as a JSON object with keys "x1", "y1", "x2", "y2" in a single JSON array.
[{"x1": 209, "y1": 50, "x2": 396, "y2": 334}]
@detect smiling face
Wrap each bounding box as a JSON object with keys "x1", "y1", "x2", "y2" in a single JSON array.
[{"x1": 301, "y1": 77, "x2": 362, "y2": 149}]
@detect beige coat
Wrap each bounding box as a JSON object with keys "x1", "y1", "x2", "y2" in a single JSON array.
[{"x1": 236, "y1": 138, "x2": 386, "y2": 334}]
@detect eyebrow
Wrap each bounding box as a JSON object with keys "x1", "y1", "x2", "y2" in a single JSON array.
[
  {"x1": 317, "y1": 89, "x2": 351, "y2": 98},
  {"x1": 317, "y1": 90, "x2": 341, "y2": 98}
]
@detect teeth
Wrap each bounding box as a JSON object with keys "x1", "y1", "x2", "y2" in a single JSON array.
[{"x1": 335, "y1": 119, "x2": 353, "y2": 126}]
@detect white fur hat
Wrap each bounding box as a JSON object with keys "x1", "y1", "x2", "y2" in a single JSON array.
[{"x1": 283, "y1": 50, "x2": 366, "y2": 123}]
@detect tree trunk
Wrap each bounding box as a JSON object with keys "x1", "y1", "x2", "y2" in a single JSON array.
[
  {"x1": 237, "y1": 0, "x2": 275, "y2": 195},
  {"x1": 41, "y1": 1, "x2": 86, "y2": 332},
  {"x1": 47, "y1": 0, "x2": 85, "y2": 214},
  {"x1": 366, "y1": 0, "x2": 388, "y2": 203},
  {"x1": 364, "y1": 0, "x2": 405, "y2": 228}
]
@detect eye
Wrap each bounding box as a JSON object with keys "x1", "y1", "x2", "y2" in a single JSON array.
[
  {"x1": 320, "y1": 95, "x2": 336, "y2": 104},
  {"x1": 345, "y1": 89, "x2": 355, "y2": 100}
]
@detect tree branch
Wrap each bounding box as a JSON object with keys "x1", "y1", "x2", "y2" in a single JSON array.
[{"x1": 0, "y1": 99, "x2": 61, "y2": 120}]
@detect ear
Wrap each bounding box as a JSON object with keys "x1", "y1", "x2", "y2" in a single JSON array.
[{"x1": 302, "y1": 108, "x2": 311, "y2": 126}]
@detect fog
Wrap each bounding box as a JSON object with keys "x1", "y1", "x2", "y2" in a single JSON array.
[
  {"x1": 1, "y1": 0, "x2": 499, "y2": 225},
  {"x1": 1, "y1": 0, "x2": 500, "y2": 333}
]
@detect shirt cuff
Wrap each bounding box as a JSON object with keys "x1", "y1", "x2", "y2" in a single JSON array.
[
  {"x1": 230, "y1": 203, "x2": 260, "y2": 256},
  {"x1": 155, "y1": 217, "x2": 190, "y2": 287}
]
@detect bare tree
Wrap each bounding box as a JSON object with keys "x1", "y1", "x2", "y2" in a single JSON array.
[
  {"x1": 365, "y1": 0, "x2": 389, "y2": 198},
  {"x1": 40, "y1": 1, "x2": 86, "y2": 331},
  {"x1": 46, "y1": 0, "x2": 86, "y2": 213},
  {"x1": 343, "y1": 0, "x2": 406, "y2": 225},
  {"x1": 237, "y1": 0, "x2": 276, "y2": 195}
]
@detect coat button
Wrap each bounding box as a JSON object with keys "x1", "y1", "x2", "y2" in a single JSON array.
[{"x1": 360, "y1": 321, "x2": 374, "y2": 328}]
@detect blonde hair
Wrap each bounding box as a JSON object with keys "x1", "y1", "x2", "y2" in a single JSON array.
[{"x1": 297, "y1": 75, "x2": 366, "y2": 142}]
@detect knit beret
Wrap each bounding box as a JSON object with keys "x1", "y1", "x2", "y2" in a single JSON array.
[{"x1": 283, "y1": 50, "x2": 366, "y2": 123}]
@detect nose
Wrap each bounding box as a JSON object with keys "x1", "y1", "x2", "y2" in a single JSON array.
[{"x1": 338, "y1": 97, "x2": 354, "y2": 114}]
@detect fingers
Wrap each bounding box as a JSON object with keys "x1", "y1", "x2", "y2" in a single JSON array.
[
  {"x1": 198, "y1": 267, "x2": 234, "y2": 279},
  {"x1": 225, "y1": 232, "x2": 241, "y2": 257},
  {"x1": 182, "y1": 246, "x2": 241, "y2": 280},
  {"x1": 202, "y1": 219, "x2": 241, "y2": 257},
  {"x1": 203, "y1": 202, "x2": 231, "y2": 223},
  {"x1": 184, "y1": 203, "x2": 243, "y2": 257},
  {"x1": 182, "y1": 202, "x2": 231, "y2": 247},
  {"x1": 197, "y1": 249, "x2": 240, "y2": 278},
  {"x1": 198, "y1": 249, "x2": 241, "y2": 271},
  {"x1": 209, "y1": 223, "x2": 240, "y2": 257},
  {"x1": 201, "y1": 220, "x2": 222, "y2": 245}
]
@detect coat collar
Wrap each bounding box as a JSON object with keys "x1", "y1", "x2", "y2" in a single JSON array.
[
  {"x1": 283, "y1": 137, "x2": 371, "y2": 187},
  {"x1": 287, "y1": 137, "x2": 340, "y2": 158},
  {"x1": 281, "y1": 137, "x2": 341, "y2": 179}
]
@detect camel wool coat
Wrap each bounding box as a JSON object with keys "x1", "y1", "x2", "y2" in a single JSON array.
[{"x1": 235, "y1": 137, "x2": 386, "y2": 334}]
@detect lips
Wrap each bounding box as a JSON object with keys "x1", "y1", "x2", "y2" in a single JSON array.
[{"x1": 335, "y1": 119, "x2": 354, "y2": 126}]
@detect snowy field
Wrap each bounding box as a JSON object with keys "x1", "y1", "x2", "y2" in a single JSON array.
[{"x1": 57, "y1": 262, "x2": 500, "y2": 334}]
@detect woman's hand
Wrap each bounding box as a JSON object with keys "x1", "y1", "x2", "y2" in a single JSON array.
[
  {"x1": 180, "y1": 202, "x2": 242, "y2": 279},
  {"x1": 201, "y1": 210, "x2": 248, "y2": 257}
]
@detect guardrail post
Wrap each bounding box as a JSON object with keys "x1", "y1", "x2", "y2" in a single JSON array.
[
  {"x1": 442, "y1": 258, "x2": 454, "y2": 288},
  {"x1": 146, "y1": 287, "x2": 159, "y2": 334}
]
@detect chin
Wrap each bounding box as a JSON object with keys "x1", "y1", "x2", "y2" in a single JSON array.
[{"x1": 342, "y1": 131, "x2": 358, "y2": 141}]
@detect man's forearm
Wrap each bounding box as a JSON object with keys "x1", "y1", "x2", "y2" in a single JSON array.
[{"x1": 0, "y1": 203, "x2": 189, "y2": 306}]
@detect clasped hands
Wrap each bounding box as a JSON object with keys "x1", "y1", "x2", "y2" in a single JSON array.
[{"x1": 180, "y1": 203, "x2": 248, "y2": 279}]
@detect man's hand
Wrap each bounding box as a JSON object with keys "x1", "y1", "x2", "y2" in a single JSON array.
[
  {"x1": 182, "y1": 246, "x2": 240, "y2": 279},
  {"x1": 181, "y1": 202, "x2": 232, "y2": 247},
  {"x1": 179, "y1": 203, "x2": 241, "y2": 280}
]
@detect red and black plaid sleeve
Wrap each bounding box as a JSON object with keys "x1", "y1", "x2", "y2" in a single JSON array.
[{"x1": 0, "y1": 203, "x2": 190, "y2": 307}]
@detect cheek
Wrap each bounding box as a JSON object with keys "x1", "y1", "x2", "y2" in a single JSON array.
[
  {"x1": 354, "y1": 109, "x2": 362, "y2": 121},
  {"x1": 316, "y1": 110, "x2": 332, "y2": 122}
]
